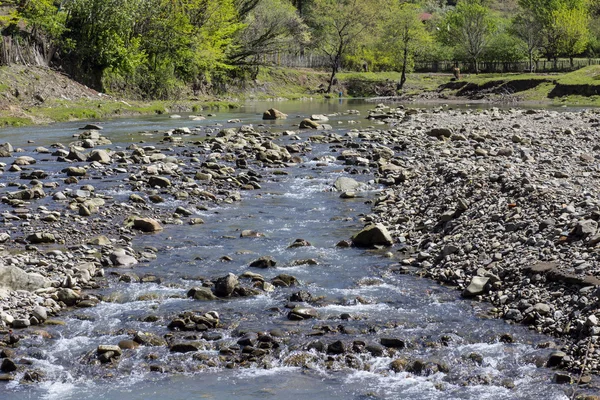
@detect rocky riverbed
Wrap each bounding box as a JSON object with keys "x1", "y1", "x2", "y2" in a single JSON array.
[{"x1": 0, "y1": 104, "x2": 599, "y2": 399}]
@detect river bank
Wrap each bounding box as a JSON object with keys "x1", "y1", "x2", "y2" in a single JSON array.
[{"x1": 3, "y1": 65, "x2": 600, "y2": 129}]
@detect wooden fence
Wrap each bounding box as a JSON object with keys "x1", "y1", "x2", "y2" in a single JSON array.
[{"x1": 415, "y1": 59, "x2": 600, "y2": 73}]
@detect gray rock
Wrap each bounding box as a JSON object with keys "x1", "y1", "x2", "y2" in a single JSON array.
[
  {"x1": 334, "y1": 177, "x2": 364, "y2": 192},
  {"x1": 187, "y1": 287, "x2": 217, "y2": 301},
  {"x1": 109, "y1": 249, "x2": 138, "y2": 267},
  {"x1": 0, "y1": 265, "x2": 51, "y2": 291},
  {"x1": 214, "y1": 273, "x2": 238, "y2": 297},
  {"x1": 351, "y1": 224, "x2": 393, "y2": 247},
  {"x1": 462, "y1": 276, "x2": 489, "y2": 297}
]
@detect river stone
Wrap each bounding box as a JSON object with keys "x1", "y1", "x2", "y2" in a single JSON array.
[
  {"x1": 380, "y1": 338, "x2": 406, "y2": 349},
  {"x1": 462, "y1": 276, "x2": 489, "y2": 297},
  {"x1": 262, "y1": 108, "x2": 287, "y2": 120},
  {"x1": 87, "y1": 149, "x2": 111, "y2": 163},
  {"x1": 299, "y1": 119, "x2": 321, "y2": 129},
  {"x1": 333, "y1": 177, "x2": 364, "y2": 192},
  {"x1": 187, "y1": 287, "x2": 217, "y2": 301},
  {"x1": 57, "y1": 288, "x2": 80, "y2": 306},
  {"x1": 0, "y1": 265, "x2": 51, "y2": 292},
  {"x1": 288, "y1": 306, "x2": 318, "y2": 320},
  {"x1": 0, "y1": 359, "x2": 17, "y2": 373},
  {"x1": 118, "y1": 340, "x2": 140, "y2": 350},
  {"x1": 310, "y1": 114, "x2": 329, "y2": 122},
  {"x1": 249, "y1": 256, "x2": 276, "y2": 268},
  {"x1": 427, "y1": 127, "x2": 453, "y2": 139},
  {"x1": 148, "y1": 176, "x2": 171, "y2": 188},
  {"x1": 132, "y1": 217, "x2": 163, "y2": 233},
  {"x1": 12, "y1": 318, "x2": 30, "y2": 329},
  {"x1": 327, "y1": 340, "x2": 345, "y2": 355},
  {"x1": 575, "y1": 219, "x2": 598, "y2": 237},
  {"x1": 97, "y1": 345, "x2": 122, "y2": 356},
  {"x1": 63, "y1": 166, "x2": 87, "y2": 176},
  {"x1": 351, "y1": 224, "x2": 393, "y2": 247},
  {"x1": 547, "y1": 351, "x2": 566, "y2": 367},
  {"x1": 214, "y1": 273, "x2": 238, "y2": 297},
  {"x1": 88, "y1": 235, "x2": 111, "y2": 246},
  {"x1": 110, "y1": 249, "x2": 138, "y2": 267},
  {"x1": 31, "y1": 306, "x2": 48, "y2": 322},
  {"x1": 170, "y1": 343, "x2": 200, "y2": 353},
  {"x1": 26, "y1": 232, "x2": 56, "y2": 244}
]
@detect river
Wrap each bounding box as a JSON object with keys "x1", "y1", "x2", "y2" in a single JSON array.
[{"x1": 0, "y1": 99, "x2": 584, "y2": 399}]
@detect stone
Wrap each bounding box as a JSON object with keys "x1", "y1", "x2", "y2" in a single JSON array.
[
  {"x1": 148, "y1": 176, "x2": 171, "y2": 188},
  {"x1": 26, "y1": 232, "x2": 56, "y2": 244},
  {"x1": 299, "y1": 119, "x2": 321, "y2": 129},
  {"x1": 0, "y1": 359, "x2": 17, "y2": 373},
  {"x1": 214, "y1": 273, "x2": 238, "y2": 297},
  {"x1": 249, "y1": 256, "x2": 276, "y2": 268},
  {"x1": 427, "y1": 127, "x2": 453, "y2": 139},
  {"x1": 288, "y1": 306, "x2": 318, "y2": 320},
  {"x1": 547, "y1": 351, "x2": 566, "y2": 367},
  {"x1": 262, "y1": 108, "x2": 287, "y2": 120},
  {"x1": 57, "y1": 288, "x2": 80, "y2": 306},
  {"x1": 380, "y1": 338, "x2": 406, "y2": 349},
  {"x1": 187, "y1": 287, "x2": 217, "y2": 301},
  {"x1": 131, "y1": 217, "x2": 163, "y2": 233},
  {"x1": 351, "y1": 224, "x2": 393, "y2": 247},
  {"x1": 0, "y1": 265, "x2": 51, "y2": 292},
  {"x1": 462, "y1": 276, "x2": 489, "y2": 297},
  {"x1": 170, "y1": 343, "x2": 201, "y2": 353},
  {"x1": 334, "y1": 177, "x2": 364, "y2": 192},
  {"x1": 87, "y1": 149, "x2": 111, "y2": 163},
  {"x1": 31, "y1": 306, "x2": 48, "y2": 322},
  {"x1": 327, "y1": 340, "x2": 345, "y2": 355},
  {"x1": 118, "y1": 340, "x2": 140, "y2": 350},
  {"x1": 109, "y1": 249, "x2": 138, "y2": 267},
  {"x1": 63, "y1": 166, "x2": 87, "y2": 176}
]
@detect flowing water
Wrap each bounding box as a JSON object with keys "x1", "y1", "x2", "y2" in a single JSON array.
[{"x1": 0, "y1": 99, "x2": 587, "y2": 399}]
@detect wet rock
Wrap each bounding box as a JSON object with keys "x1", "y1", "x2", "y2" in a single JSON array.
[
  {"x1": 12, "y1": 319, "x2": 30, "y2": 329},
  {"x1": 0, "y1": 358, "x2": 17, "y2": 373},
  {"x1": 334, "y1": 177, "x2": 364, "y2": 192},
  {"x1": 327, "y1": 340, "x2": 345, "y2": 355},
  {"x1": 547, "y1": 351, "x2": 566, "y2": 367},
  {"x1": 26, "y1": 232, "x2": 56, "y2": 244},
  {"x1": 57, "y1": 288, "x2": 80, "y2": 306},
  {"x1": 299, "y1": 119, "x2": 321, "y2": 129},
  {"x1": 240, "y1": 230, "x2": 263, "y2": 238},
  {"x1": 118, "y1": 340, "x2": 140, "y2": 350},
  {"x1": 390, "y1": 358, "x2": 409, "y2": 372},
  {"x1": 380, "y1": 338, "x2": 405, "y2": 349},
  {"x1": 288, "y1": 306, "x2": 318, "y2": 320},
  {"x1": 249, "y1": 256, "x2": 276, "y2": 268},
  {"x1": 187, "y1": 287, "x2": 217, "y2": 301},
  {"x1": 462, "y1": 276, "x2": 489, "y2": 297},
  {"x1": 554, "y1": 373, "x2": 572, "y2": 384},
  {"x1": 148, "y1": 176, "x2": 171, "y2": 188},
  {"x1": 87, "y1": 149, "x2": 111, "y2": 163},
  {"x1": 262, "y1": 109, "x2": 287, "y2": 120},
  {"x1": 170, "y1": 343, "x2": 201, "y2": 353},
  {"x1": 214, "y1": 273, "x2": 238, "y2": 297},
  {"x1": 351, "y1": 224, "x2": 393, "y2": 247},
  {"x1": 109, "y1": 249, "x2": 138, "y2": 267},
  {"x1": 63, "y1": 166, "x2": 87, "y2": 176},
  {"x1": 131, "y1": 217, "x2": 163, "y2": 233}
]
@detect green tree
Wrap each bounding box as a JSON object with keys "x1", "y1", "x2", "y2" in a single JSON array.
[
  {"x1": 511, "y1": 10, "x2": 544, "y2": 72},
  {"x1": 383, "y1": 2, "x2": 431, "y2": 90},
  {"x1": 63, "y1": 0, "x2": 142, "y2": 90},
  {"x1": 230, "y1": 0, "x2": 309, "y2": 67},
  {"x1": 519, "y1": 0, "x2": 590, "y2": 66},
  {"x1": 552, "y1": 4, "x2": 589, "y2": 65},
  {"x1": 440, "y1": 0, "x2": 496, "y2": 73},
  {"x1": 310, "y1": 0, "x2": 379, "y2": 92}
]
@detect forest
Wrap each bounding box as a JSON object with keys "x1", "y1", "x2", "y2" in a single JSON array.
[{"x1": 0, "y1": 0, "x2": 598, "y2": 98}]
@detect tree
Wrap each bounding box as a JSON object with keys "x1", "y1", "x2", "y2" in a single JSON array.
[
  {"x1": 519, "y1": 0, "x2": 590, "y2": 67},
  {"x1": 310, "y1": 0, "x2": 378, "y2": 92},
  {"x1": 383, "y1": 2, "x2": 431, "y2": 90},
  {"x1": 511, "y1": 10, "x2": 544, "y2": 72},
  {"x1": 552, "y1": 4, "x2": 589, "y2": 65},
  {"x1": 441, "y1": 0, "x2": 496, "y2": 73},
  {"x1": 229, "y1": 0, "x2": 309, "y2": 68}
]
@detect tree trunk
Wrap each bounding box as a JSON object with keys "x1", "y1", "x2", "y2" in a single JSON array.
[
  {"x1": 528, "y1": 51, "x2": 534, "y2": 73},
  {"x1": 474, "y1": 57, "x2": 479, "y2": 74},
  {"x1": 326, "y1": 55, "x2": 340, "y2": 93},
  {"x1": 398, "y1": 46, "x2": 408, "y2": 91}
]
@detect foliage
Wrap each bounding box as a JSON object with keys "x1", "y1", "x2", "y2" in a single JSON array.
[{"x1": 439, "y1": 0, "x2": 497, "y2": 72}]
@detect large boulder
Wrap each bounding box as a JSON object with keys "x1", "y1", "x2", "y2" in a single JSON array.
[
  {"x1": 0, "y1": 265, "x2": 51, "y2": 292},
  {"x1": 130, "y1": 217, "x2": 163, "y2": 233},
  {"x1": 351, "y1": 224, "x2": 393, "y2": 247},
  {"x1": 262, "y1": 108, "x2": 288, "y2": 120},
  {"x1": 462, "y1": 276, "x2": 490, "y2": 297},
  {"x1": 299, "y1": 119, "x2": 321, "y2": 129},
  {"x1": 334, "y1": 177, "x2": 365, "y2": 192},
  {"x1": 214, "y1": 273, "x2": 238, "y2": 297}
]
